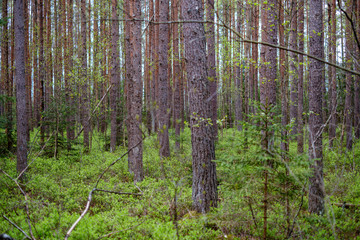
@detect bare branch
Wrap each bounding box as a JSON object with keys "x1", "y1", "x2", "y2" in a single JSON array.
[{"x1": 2, "y1": 215, "x2": 31, "y2": 239}]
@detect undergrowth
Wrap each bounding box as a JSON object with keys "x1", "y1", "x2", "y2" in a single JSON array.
[{"x1": 0, "y1": 126, "x2": 360, "y2": 239}]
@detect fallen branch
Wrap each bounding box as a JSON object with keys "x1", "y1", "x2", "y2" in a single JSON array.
[
  {"x1": 2, "y1": 215, "x2": 31, "y2": 240},
  {"x1": 0, "y1": 170, "x2": 36, "y2": 240},
  {"x1": 332, "y1": 203, "x2": 360, "y2": 209},
  {"x1": 95, "y1": 189, "x2": 142, "y2": 196},
  {"x1": 64, "y1": 139, "x2": 144, "y2": 240}
]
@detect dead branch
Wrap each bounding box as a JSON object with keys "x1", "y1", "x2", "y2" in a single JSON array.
[{"x1": 2, "y1": 215, "x2": 31, "y2": 239}]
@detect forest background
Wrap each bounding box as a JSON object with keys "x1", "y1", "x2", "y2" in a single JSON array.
[{"x1": 0, "y1": 0, "x2": 360, "y2": 239}]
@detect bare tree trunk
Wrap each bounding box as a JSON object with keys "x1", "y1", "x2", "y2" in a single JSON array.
[
  {"x1": 15, "y1": 0, "x2": 28, "y2": 178},
  {"x1": 355, "y1": 0, "x2": 360, "y2": 139},
  {"x1": 81, "y1": 0, "x2": 90, "y2": 152},
  {"x1": 328, "y1": 0, "x2": 337, "y2": 147},
  {"x1": 297, "y1": 0, "x2": 305, "y2": 153},
  {"x1": 173, "y1": 0, "x2": 182, "y2": 149},
  {"x1": 24, "y1": 0, "x2": 31, "y2": 140},
  {"x1": 308, "y1": 0, "x2": 325, "y2": 215},
  {"x1": 207, "y1": 0, "x2": 218, "y2": 137},
  {"x1": 67, "y1": 0, "x2": 75, "y2": 143},
  {"x1": 110, "y1": 0, "x2": 121, "y2": 152},
  {"x1": 182, "y1": 0, "x2": 217, "y2": 213},
  {"x1": 235, "y1": 0, "x2": 243, "y2": 131},
  {"x1": 1, "y1": 0, "x2": 13, "y2": 152},
  {"x1": 289, "y1": 0, "x2": 298, "y2": 136},
  {"x1": 158, "y1": 0, "x2": 170, "y2": 158},
  {"x1": 345, "y1": 1, "x2": 353, "y2": 150},
  {"x1": 126, "y1": 0, "x2": 143, "y2": 182}
]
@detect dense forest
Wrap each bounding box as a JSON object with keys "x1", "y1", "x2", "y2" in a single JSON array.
[{"x1": 0, "y1": 0, "x2": 360, "y2": 239}]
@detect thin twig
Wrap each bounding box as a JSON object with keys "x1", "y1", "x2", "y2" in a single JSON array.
[
  {"x1": 2, "y1": 215, "x2": 32, "y2": 239},
  {"x1": 95, "y1": 189, "x2": 142, "y2": 196},
  {"x1": 0, "y1": 170, "x2": 36, "y2": 240},
  {"x1": 17, "y1": 131, "x2": 55, "y2": 181},
  {"x1": 96, "y1": 218, "x2": 147, "y2": 240}
]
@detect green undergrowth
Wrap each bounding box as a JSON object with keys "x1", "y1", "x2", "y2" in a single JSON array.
[{"x1": 1, "y1": 126, "x2": 360, "y2": 239}]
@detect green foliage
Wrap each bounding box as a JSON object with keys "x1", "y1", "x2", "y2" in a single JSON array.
[{"x1": 1, "y1": 118, "x2": 360, "y2": 239}]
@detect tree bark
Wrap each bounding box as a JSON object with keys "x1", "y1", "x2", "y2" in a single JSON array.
[
  {"x1": 182, "y1": 0, "x2": 217, "y2": 213},
  {"x1": 206, "y1": 0, "x2": 218, "y2": 136},
  {"x1": 126, "y1": 0, "x2": 143, "y2": 182},
  {"x1": 81, "y1": 0, "x2": 90, "y2": 152},
  {"x1": 297, "y1": 0, "x2": 305, "y2": 153},
  {"x1": 328, "y1": 0, "x2": 337, "y2": 147},
  {"x1": 308, "y1": 0, "x2": 325, "y2": 215},
  {"x1": 289, "y1": 0, "x2": 298, "y2": 136},
  {"x1": 14, "y1": 0, "x2": 28, "y2": 178},
  {"x1": 110, "y1": 0, "x2": 121, "y2": 152},
  {"x1": 158, "y1": 0, "x2": 170, "y2": 158}
]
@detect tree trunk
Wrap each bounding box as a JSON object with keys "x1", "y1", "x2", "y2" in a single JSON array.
[
  {"x1": 173, "y1": 0, "x2": 182, "y2": 149},
  {"x1": 110, "y1": 0, "x2": 121, "y2": 152},
  {"x1": 328, "y1": 0, "x2": 337, "y2": 147},
  {"x1": 235, "y1": 0, "x2": 243, "y2": 131},
  {"x1": 207, "y1": 0, "x2": 218, "y2": 137},
  {"x1": 15, "y1": 0, "x2": 28, "y2": 178},
  {"x1": 158, "y1": 0, "x2": 170, "y2": 158},
  {"x1": 297, "y1": 0, "x2": 305, "y2": 153},
  {"x1": 126, "y1": 0, "x2": 143, "y2": 182},
  {"x1": 182, "y1": 0, "x2": 217, "y2": 213},
  {"x1": 344, "y1": 2, "x2": 353, "y2": 150},
  {"x1": 308, "y1": 0, "x2": 325, "y2": 215},
  {"x1": 81, "y1": 0, "x2": 90, "y2": 152},
  {"x1": 289, "y1": 0, "x2": 298, "y2": 136}
]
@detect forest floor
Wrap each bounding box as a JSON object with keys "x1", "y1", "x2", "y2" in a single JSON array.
[{"x1": 0, "y1": 127, "x2": 360, "y2": 239}]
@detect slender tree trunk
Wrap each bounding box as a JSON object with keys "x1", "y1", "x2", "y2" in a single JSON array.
[
  {"x1": 81, "y1": 0, "x2": 90, "y2": 152},
  {"x1": 66, "y1": 0, "x2": 75, "y2": 143},
  {"x1": 182, "y1": 0, "x2": 217, "y2": 213},
  {"x1": 289, "y1": 0, "x2": 298, "y2": 136},
  {"x1": 297, "y1": 0, "x2": 305, "y2": 153},
  {"x1": 158, "y1": 0, "x2": 170, "y2": 158},
  {"x1": 329, "y1": 0, "x2": 337, "y2": 147},
  {"x1": 207, "y1": 0, "x2": 218, "y2": 137},
  {"x1": 308, "y1": 0, "x2": 325, "y2": 215},
  {"x1": 24, "y1": 0, "x2": 31, "y2": 139},
  {"x1": 126, "y1": 0, "x2": 143, "y2": 182},
  {"x1": 110, "y1": 0, "x2": 121, "y2": 152},
  {"x1": 355, "y1": 0, "x2": 360, "y2": 139},
  {"x1": 1, "y1": 0, "x2": 13, "y2": 152},
  {"x1": 173, "y1": 0, "x2": 182, "y2": 149},
  {"x1": 15, "y1": 0, "x2": 28, "y2": 178},
  {"x1": 235, "y1": 0, "x2": 243, "y2": 131},
  {"x1": 344, "y1": 1, "x2": 353, "y2": 150}
]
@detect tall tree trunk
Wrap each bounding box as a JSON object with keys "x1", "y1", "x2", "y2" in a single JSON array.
[
  {"x1": 39, "y1": 0, "x2": 45, "y2": 143},
  {"x1": 182, "y1": 0, "x2": 217, "y2": 213},
  {"x1": 289, "y1": 0, "x2": 298, "y2": 136},
  {"x1": 158, "y1": 0, "x2": 170, "y2": 158},
  {"x1": 260, "y1": 1, "x2": 278, "y2": 237},
  {"x1": 355, "y1": 0, "x2": 360, "y2": 139},
  {"x1": 81, "y1": 0, "x2": 90, "y2": 152},
  {"x1": 297, "y1": 0, "x2": 305, "y2": 153},
  {"x1": 15, "y1": 0, "x2": 28, "y2": 178},
  {"x1": 329, "y1": 0, "x2": 337, "y2": 147},
  {"x1": 308, "y1": 0, "x2": 325, "y2": 215},
  {"x1": 24, "y1": 0, "x2": 31, "y2": 138},
  {"x1": 344, "y1": 1, "x2": 353, "y2": 150},
  {"x1": 206, "y1": 0, "x2": 218, "y2": 135},
  {"x1": 66, "y1": 0, "x2": 75, "y2": 143},
  {"x1": 110, "y1": 0, "x2": 121, "y2": 152},
  {"x1": 173, "y1": 0, "x2": 182, "y2": 148},
  {"x1": 126, "y1": 0, "x2": 143, "y2": 182},
  {"x1": 235, "y1": 0, "x2": 243, "y2": 131},
  {"x1": 1, "y1": 0, "x2": 13, "y2": 152}
]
